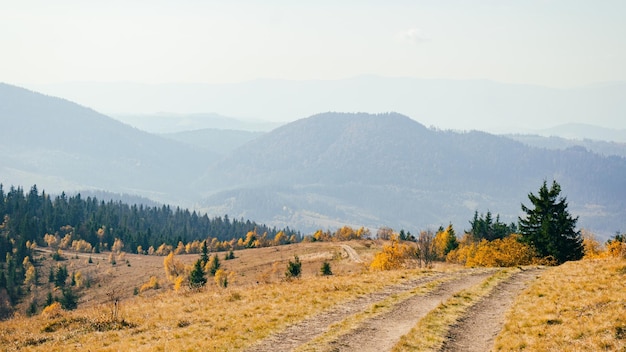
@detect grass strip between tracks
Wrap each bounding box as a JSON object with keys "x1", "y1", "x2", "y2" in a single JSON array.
[{"x1": 391, "y1": 268, "x2": 514, "y2": 352}]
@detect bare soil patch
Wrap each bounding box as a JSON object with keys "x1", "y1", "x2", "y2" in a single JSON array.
[{"x1": 440, "y1": 267, "x2": 544, "y2": 352}]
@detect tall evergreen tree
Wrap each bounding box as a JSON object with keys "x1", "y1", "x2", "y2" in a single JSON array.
[
  {"x1": 518, "y1": 180, "x2": 584, "y2": 264},
  {"x1": 200, "y1": 240, "x2": 209, "y2": 266}
]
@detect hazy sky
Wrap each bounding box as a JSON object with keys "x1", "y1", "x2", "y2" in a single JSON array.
[{"x1": 2, "y1": 0, "x2": 625, "y2": 88}]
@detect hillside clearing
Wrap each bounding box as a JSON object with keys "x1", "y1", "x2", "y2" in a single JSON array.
[{"x1": 1, "y1": 242, "x2": 624, "y2": 351}]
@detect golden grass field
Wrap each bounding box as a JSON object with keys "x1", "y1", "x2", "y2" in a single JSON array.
[
  {"x1": 495, "y1": 258, "x2": 626, "y2": 351},
  {"x1": 1, "y1": 241, "x2": 624, "y2": 351}
]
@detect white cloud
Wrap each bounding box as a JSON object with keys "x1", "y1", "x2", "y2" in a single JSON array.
[{"x1": 397, "y1": 27, "x2": 429, "y2": 44}]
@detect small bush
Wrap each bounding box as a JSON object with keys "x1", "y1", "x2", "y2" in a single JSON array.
[
  {"x1": 41, "y1": 302, "x2": 63, "y2": 318},
  {"x1": 215, "y1": 269, "x2": 230, "y2": 288},
  {"x1": 285, "y1": 255, "x2": 302, "y2": 280},
  {"x1": 320, "y1": 261, "x2": 333, "y2": 276},
  {"x1": 177, "y1": 320, "x2": 191, "y2": 328},
  {"x1": 59, "y1": 287, "x2": 78, "y2": 310},
  {"x1": 51, "y1": 250, "x2": 64, "y2": 261},
  {"x1": 140, "y1": 276, "x2": 160, "y2": 293}
]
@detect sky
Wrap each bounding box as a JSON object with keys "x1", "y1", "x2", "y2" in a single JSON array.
[
  {"x1": 1, "y1": 1, "x2": 626, "y2": 129},
  {"x1": 2, "y1": 0, "x2": 625, "y2": 87}
]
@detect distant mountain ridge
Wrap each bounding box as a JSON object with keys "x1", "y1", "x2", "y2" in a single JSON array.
[
  {"x1": 506, "y1": 133, "x2": 626, "y2": 158},
  {"x1": 199, "y1": 112, "x2": 626, "y2": 237},
  {"x1": 1, "y1": 84, "x2": 624, "y2": 239},
  {"x1": 521, "y1": 123, "x2": 626, "y2": 143},
  {"x1": 28, "y1": 77, "x2": 626, "y2": 133},
  {"x1": 162, "y1": 128, "x2": 264, "y2": 156},
  {"x1": 113, "y1": 112, "x2": 281, "y2": 133},
  {"x1": 0, "y1": 83, "x2": 209, "y2": 202}
]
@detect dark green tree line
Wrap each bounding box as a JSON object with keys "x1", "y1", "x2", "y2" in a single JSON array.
[{"x1": 0, "y1": 183, "x2": 300, "y2": 254}]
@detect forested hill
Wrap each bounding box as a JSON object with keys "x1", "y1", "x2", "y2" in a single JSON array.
[
  {"x1": 2, "y1": 83, "x2": 625, "y2": 236},
  {"x1": 199, "y1": 112, "x2": 626, "y2": 235},
  {"x1": 0, "y1": 184, "x2": 299, "y2": 257}
]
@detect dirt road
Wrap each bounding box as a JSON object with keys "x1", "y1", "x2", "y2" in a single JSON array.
[
  {"x1": 247, "y1": 267, "x2": 543, "y2": 352},
  {"x1": 340, "y1": 244, "x2": 363, "y2": 263},
  {"x1": 441, "y1": 267, "x2": 544, "y2": 352}
]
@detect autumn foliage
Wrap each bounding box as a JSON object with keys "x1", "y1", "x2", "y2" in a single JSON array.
[
  {"x1": 370, "y1": 239, "x2": 416, "y2": 271},
  {"x1": 447, "y1": 234, "x2": 538, "y2": 267}
]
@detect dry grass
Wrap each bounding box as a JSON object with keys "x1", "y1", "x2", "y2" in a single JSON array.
[
  {"x1": 391, "y1": 268, "x2": 514, "y2": 351},
  {"x1": 0, "y1": 241, "x2": 452, "y2": 351},
  {"x1": 495, "y1": 258, "x2": 626, "y2": 351}
]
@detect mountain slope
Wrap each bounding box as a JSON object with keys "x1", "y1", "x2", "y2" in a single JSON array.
[
  {"x1": 161, "y1": 128, "x2": 264, "y2": 155},
  {"x1": 0, "y1": 83, "x2": 210, "y2": 202},
  {"x1": 505, "y1": 133, "x2": 626, "y2": 158},
  {"x1": 198, "y1": 112, "x2": 626, "y2": 236}
]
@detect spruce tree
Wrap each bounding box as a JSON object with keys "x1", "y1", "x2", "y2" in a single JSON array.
[
  {"x1": 518, "y1": 180, "x2": 584, "y2": 264},
  {"x1": 320, "y1": 261, "x2": 332, "y2": 276},
  {"x1": 200, "y1": 240, "x2": 209, "y2": 266},
  {"x1": 285, "y1": 255, "x2": 302, "y2": 279},
  {"x1": 59, "y1": 287, "x2": 78, "y2": 310},
  {"x1": 189, "y1": 259, "x2": 207, "y2": 288}
]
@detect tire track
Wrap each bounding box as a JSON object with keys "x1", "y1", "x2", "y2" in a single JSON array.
[
  {"x1": 246, "y1": 272, "x2": 447, "y2": 352},
  {"x1": 325, "y1": 270, "x2": 495, "y2": 352},
  {"x1": 440, "y1": 267, "x2": 544, "y2": 352}
]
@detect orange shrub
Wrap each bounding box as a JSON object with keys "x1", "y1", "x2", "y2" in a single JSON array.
[
  {"x1": 41, "y1": 302, "x2": 63, "y2": 318},
  {"x1": 448, "y1": 235, "x2": 537, "y2": 267},
  {"x1": 606, "y1": 241, "x2": 626, "y2": 258},
  {"x1": 140, "y1": 276, "x2": 160, "y2": 293},
  {"x1": 370, "y1": 240, "x2": 416, "y2": 271}
]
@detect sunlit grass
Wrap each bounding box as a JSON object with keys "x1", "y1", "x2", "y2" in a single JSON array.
[
  {"x1": 495, "y1": 258, "x2": 626, "y2": 351},
  {"x1": 0, "y1": 267, "x2": 442, "y2": 351}
]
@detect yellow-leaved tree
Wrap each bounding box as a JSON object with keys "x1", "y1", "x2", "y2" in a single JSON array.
[
  {"x1": 433, "y1": 224, "x2": 458, "y2": 261},
  {"x1": 370, "y1": 239, "x2": 416, "y2": 271},
  {"x1": 606, "y1": 233, "x2": 626, "y2": 258},
  {"x1": 163, "y1": 252, "x2": 188, "y2": 290},
  {"x1": 581, "y1": 230, "x2": 604, "y2": 259}
]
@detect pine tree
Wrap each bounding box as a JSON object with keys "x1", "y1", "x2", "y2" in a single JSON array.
[
  {"x1": 189, "y1": 259, "x2": 207, "y2": 288},
  {"x1": 320, "y1": 261, "x2": 332, "y2": 276},
  {"x1": 59, "y1": 287, "x2": 78, "y2": 310},
  {"x1": 285, "y1": 255, "x2": 302, "y2": 280},
  {"x1": 54, "y1": 265, "x2": 68, "y2": 287},
  {"x1": 518, "y1": 180, "x2": 584, "y2": 264},
  {"x1": 200, "y1": 240, "x2": 209, "y2": 266}
]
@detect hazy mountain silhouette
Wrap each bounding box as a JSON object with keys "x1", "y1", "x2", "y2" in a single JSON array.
[
  {"x1": 29, "y1": 77, "x2": 626, "y2": 132},
  {"x1": 527, "y1": 123, "x2": 626, "y2": 143},
  {"x1": 506, "y1": 134, "x2": 626, "y2": 158},
  {"x1": 199, "y1": 112, "x2": 626, "y2": 237},
  {"x1": 114, "y1": 112, "x2": 280, "y2": 133},
  {"x1": 1, "y1": 84, "x2": 624, "y2": 238},
  {"x1": 162, "y1": 128, "x2": 264, "y2": 156},
  {"x1": 0, "y1": 83, "x2": 209, "y2": 202}
]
